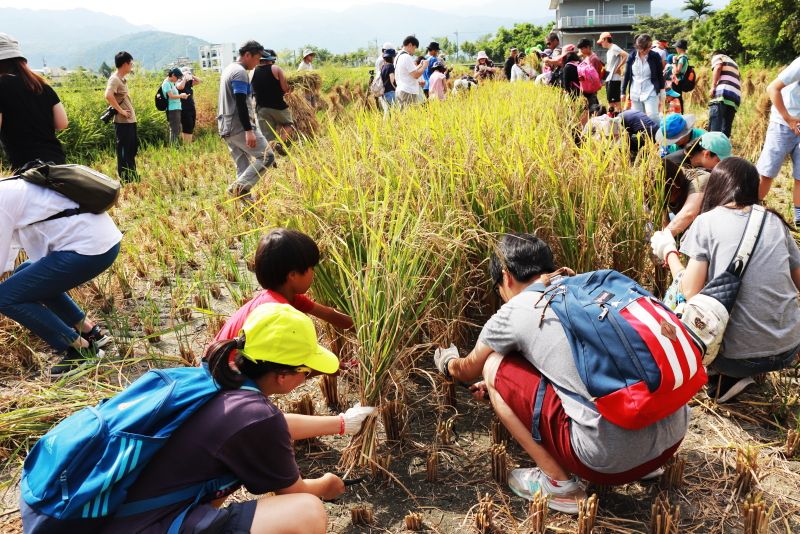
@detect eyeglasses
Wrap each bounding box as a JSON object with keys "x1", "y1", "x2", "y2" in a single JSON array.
[{"x1": 294, "y1": 366, "x2": 313, "y2": 377}]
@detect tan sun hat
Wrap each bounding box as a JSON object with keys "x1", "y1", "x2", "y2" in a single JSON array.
[{"x1": 0, "y1": 33, "x2": 25, "y2": 62}]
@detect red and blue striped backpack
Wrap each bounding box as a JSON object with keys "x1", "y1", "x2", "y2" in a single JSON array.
[{"x1": 528, "y1": 270, "x2": 706, "y2": 438}]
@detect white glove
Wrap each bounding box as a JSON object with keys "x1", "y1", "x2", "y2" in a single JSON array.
[
  {"x1": 340, "y1": 404, "x2": 376, "y2": 435},
  {"x1": 650, "y1": 229, "x2": 677, "y2": 262},
  {"x1": 434, "y1": 344, "x2": 459, "y2": 378}
]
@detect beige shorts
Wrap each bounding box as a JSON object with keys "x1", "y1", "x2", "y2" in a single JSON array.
[{"x1": 256, "y1": 107, "x2": 295, "y2": 141}]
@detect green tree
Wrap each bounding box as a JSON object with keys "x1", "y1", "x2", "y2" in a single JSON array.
[
  {"x1": 98, "y1": 61, "x2": 112, "y2": 78},
  {"x1": 737, "y1": 0, "x2": 800, "y2": 64},
  {"x1": 682, "y1": 0, "x2": 714, "y2": 20},
  {"x1": 432, "y1": 36, "x2": 456, "y2": 57},
  {"x1": 460, "y1": 41, "x2": 478, "y2": 59},
  {"x1": 690, "y1": 0, "x2": 744, "y2": 61},
  {"x1": 633, "y1": 14, "x2": 688, "y2": 45},
  {"x1": 298, "y1": 45, "x2": 333, "y2": 63}
]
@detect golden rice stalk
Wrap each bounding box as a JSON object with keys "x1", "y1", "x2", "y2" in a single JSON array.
[
  {"x1": 381, "y1": 399, "x2": 405, "y2": 442},
  {"x1": 440, "y1": 379, "x2": 457, "y2": 408},
  {"x1": 426, "y1": 449, "x2": 439, "y2": 482},
  {"x1": 742, "y1": 492, "x2": 774, "y2": 534},
  {"x1": 476, "y1": 494, "x2": 494, "y2": 534},
  {"x1": 490, "y1": 444, "x2": 508, "y2": 485},
  {"x1": 577, "y1": 494, "x2": 598, "y2": 534},
  {"x1": 350, "y1": 505, "x2": 374, "y2": 526},
  {"x1": 318, "y1": 375, "x2": 340, "y2": 411},
  {"x1": 437, "y1": 417, "x2": 456, "y2": 445},
  {"x1": 404, "y1": 512, "x2": 424, "y2": 531},
  {"x1": 528, "y1": 490, "x2": 549, "y2": 534},
  {"x1": 291, "y1": 393, "x2": 315, "y2": 416},
  {"x1": 735, "y1": 446, "x2": 759, "y2": 496},
  {"x1": 649, "y1": 493, "x2": 680, "y2": 534},
  {"x1": 659, "y1": 455, "x2": 685, "y2": 490},
  {"x1": 371, "y1": 453, "x2": 392, "y2": 481},
  {"x1": 490, "y1": 418, "x2": 510, "y2": 446},
  {"x1": 786, "y1": 429, "x2": 799, "y2": 458}
]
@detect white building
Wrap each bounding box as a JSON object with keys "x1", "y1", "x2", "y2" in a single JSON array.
[{"x1": 199, "y1": 43, "x2": 238, "y2": 73}]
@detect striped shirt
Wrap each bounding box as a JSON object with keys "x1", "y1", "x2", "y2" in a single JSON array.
[{"x1": 711, "y1": 54, "x2": 741, "y2": 109}]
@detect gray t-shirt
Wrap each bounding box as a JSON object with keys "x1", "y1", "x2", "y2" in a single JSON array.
[
  {"x1": 680, "y1": 207, "x2": 800, "y2": 359},
  {"x1": 605, "y1": 44, "x2": 624, "y2": 82},
  {"x1": 217, "y1": 62, "x2": 256, "y2": 138},
  {"x1": 479, "y1": 288, "x2": 689, "y2": 474}
]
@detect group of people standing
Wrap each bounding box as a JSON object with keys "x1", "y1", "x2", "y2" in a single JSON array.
[{"x1": 375, "y1": 36, "x2": 451, "y2": 112}]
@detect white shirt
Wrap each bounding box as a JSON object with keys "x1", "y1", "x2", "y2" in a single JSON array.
[
  {"x1": 394, "y1": 51, "x2": 420, "y2": 95},
  {"x1": 0, "y1": 180, "x2": 122, "y2": 273},
  {"x1": 297, "y1": 61, "x2": 313, "y2": 71},
  {"x1": 630, "y1": 53, "x2": 655, "y2": 102},
  {"x1": 605, "y1": 44, "x2": 624, "y2": 82},
  {"x1": 770, "y1": 55, "x2": 800, "y2": 128},
  {"x1": 510, "y1": 64, "x2": 531, "y2": 82},
  {"x1": 652, "y1": 45, "x2": 667, "y2": 64}
]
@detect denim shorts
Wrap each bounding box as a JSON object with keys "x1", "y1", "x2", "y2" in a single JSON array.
[
  {"x1": 756, "y1": 122, "x2": 800, "y2": 180},
  {"x1": 185, "y1": 500, "x2": 257, "y2": 534}
]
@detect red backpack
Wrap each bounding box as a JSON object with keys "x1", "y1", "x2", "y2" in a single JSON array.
[{"x1": 577, "y1": 59, "x2": 602, "y2": 94}]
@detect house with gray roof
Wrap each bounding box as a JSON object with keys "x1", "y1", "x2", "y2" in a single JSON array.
[{"x1": 549, "y1": 0, "x2": 651, "y2": 51}]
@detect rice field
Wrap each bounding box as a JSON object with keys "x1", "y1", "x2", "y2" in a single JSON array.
[{"x1": 0, "y1": 68, "x2": 798, "y2": 533}]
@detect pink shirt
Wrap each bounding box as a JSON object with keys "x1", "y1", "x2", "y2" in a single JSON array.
[
  {"x1": 429, "y1": 72, "x2": 447, "y2": 101},
  {"x1": 215, "y1": 289, "x2": 315, "y2": 341}
]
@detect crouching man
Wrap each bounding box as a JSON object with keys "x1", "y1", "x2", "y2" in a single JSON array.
[{"x1": 433, "y1": 233, "x2": 689, "y2": 514}]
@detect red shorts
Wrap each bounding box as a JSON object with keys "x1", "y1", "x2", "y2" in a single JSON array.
[{"x1": 494, "y1": 354, "x2": 682, "y2": 485}]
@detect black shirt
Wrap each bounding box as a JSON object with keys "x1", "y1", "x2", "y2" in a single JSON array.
[
  {"x1": 381, "y1": 63, "x2": 396, "y2": 93},
  {"x1": 179, "y1": 78, "x2": 194, "y2": 109},
  {"x1": 563, "y1": 62, "x2": 580, "y2": 97},
  {"x1": 251, "y1": 65, "x2": 288, "y2": 111},
  {"x1": 504, "y1": 56, "x2": 515, "y2": 80},
  {"x1": 0, "y1": 74, "x2": 66, "y2": 171}
]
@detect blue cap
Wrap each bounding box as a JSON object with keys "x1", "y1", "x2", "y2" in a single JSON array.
[
  {"x1": 656, "y1": 113, "x2": 696, "y2": 145},
  {"x1": 666, "y1": 88, "x2": 681, "y2": 98}
]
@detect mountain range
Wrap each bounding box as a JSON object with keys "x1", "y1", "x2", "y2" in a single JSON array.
[{"x1": 4, "y1": 2, "x2": 726, "y2": 71}]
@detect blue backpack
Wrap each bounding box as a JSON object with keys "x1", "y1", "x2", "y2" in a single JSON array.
[
  {"x1": 528, "y1": 270, "x2": 706, "y2": 439},
  {"x1": 20, "y1": 365, "x2": 256, "y2": 534}
]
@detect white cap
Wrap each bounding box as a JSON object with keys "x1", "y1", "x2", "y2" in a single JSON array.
[{"x1": 382, "y1": 42, "x2": 393, "y2": 51}]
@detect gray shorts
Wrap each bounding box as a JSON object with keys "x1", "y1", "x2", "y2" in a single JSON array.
[
  {"x1": 396, "y1": 90, "x2": 421, "y2": 108},
  {"x1": 257, "y1": 107, "x2": 294, "y2": 142},
  {"x1": 712, "y1": 343, "x2": 800, "y2": 379},
  {"x1": 756, "y1": 121, "x2": 800, "y2": 180},
  {"x1": 186, "y1": 500, "x2": 257, "y2": 534}
]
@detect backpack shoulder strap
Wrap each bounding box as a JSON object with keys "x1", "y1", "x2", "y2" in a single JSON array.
[{"x1": 728, "y1": 205, "x2": 767, "y2": 278}]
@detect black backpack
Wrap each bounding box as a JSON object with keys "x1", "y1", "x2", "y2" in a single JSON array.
[
  {"x1": 676, "y1": 65, "x2": 697, "y2": 93},
  {"x1": 154, "y1": 85, "x2": 168, "y2": 111},
  {"x1": 5, "y1": 162, "x2": 121, "y2": 223}
]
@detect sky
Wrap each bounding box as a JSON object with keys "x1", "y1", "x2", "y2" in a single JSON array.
[{"x1": 1, "y1": 0, "x2": 730, "y2": 30}]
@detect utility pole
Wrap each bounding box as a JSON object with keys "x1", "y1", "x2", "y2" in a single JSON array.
[{"x1": 454, "y1": 31, "x2": 460, "y2": 62}]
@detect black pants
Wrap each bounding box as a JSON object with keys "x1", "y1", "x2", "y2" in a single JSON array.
[
  {"x1": 114, "y1": 122, "x2": 138, "y2": 182},
  {"x1": 708, "y1": 101, "x2": 737, "y2": 138}
]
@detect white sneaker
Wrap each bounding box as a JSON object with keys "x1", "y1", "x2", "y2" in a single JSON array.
[
  {"x1": 508, "y1": 468, "x2": 586, "y2": 514},
  {"x1": 640, "y1": 467, "x2": 664, "y2": 481}
]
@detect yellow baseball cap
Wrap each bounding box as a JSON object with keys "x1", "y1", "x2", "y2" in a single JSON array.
[{"x1": 239, "y1": 303, "x2": 339, "y2": 374}]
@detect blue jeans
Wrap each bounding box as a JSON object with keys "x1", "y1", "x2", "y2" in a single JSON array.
[
  {"x1": 0, "y1": 243, "x2": 120, "y2": 351},
  {"x1": 711, "y1": 343, "x2": 800, "y2": 378}
]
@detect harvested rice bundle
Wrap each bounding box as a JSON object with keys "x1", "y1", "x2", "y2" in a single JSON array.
[{"x1": 285, "y1": 92, "x2": 320, "y2": 137}]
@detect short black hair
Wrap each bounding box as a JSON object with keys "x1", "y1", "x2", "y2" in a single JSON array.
[
  {"x1": 577, "y1": 38, "x2": 593, "y2": 50},
  {"x1": 685, "y1": 136, "x2": 711, "y2": 158},
  {"x1": 547, "y1": 32, "x2": 560, "y2": 43},
  {"x1": 239, "y1": 40, "x2": 265, "y2": 56},
  {"x1": 403, "y1": 36, "x2": 420, "y2": 48},
  {"x1": 712, "y1": 49, "x2": 728, "y2": 57},
  {"x1": 489, "y1": 233, "x2": 556, "y2": 286},
  {"x1": 254, "y1": 229, "x2": 320, "y2": 289},
  {"x1": 114, "y1": 51, "x2": 133, "y2": 68},
  {"x1": 589, "y1": 103, "x2": 607, "y2": 117}
]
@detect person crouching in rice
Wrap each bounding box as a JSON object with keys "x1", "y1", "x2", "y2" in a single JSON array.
[{"x1": 433, "y1": 234, "x2": 690, "y2": 514}]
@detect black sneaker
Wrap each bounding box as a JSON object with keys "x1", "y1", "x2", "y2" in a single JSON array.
[
  {"x1": 708, "y1": 374, "x2": 755, "y2": 403},
  {"x1": 51, "y1": 343, "x2": 105, "y2": 376},
  {"x1": 81, "y1": 325, "x2": 111, "y2": 348}
]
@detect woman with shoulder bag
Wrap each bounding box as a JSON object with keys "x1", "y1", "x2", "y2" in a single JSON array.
[
  {"x1": 651, "y1": 157, "x2": 800, "y2": 402},
  {"x1": 621, "y1": 34, "x2": 666, "y2": 124},
  {"x1": 0, "y1": 173, "x2": 122, "y2": 376}
]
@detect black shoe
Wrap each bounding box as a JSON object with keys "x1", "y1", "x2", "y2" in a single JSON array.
[
  {"x1": 708, "y1": 374, "x2": 755, "y2": 403},
  {"x1": 51, "y1": 343, "x2": 105, "y2": 376},
  {"x1": 81, "y1": 325, "x2": 111, "y2": 348}
]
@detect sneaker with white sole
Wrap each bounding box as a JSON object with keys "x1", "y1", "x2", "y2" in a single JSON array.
[
  {"x1": 51, "y1": 342, "x2": 105, "y2": 377},
  {"x1": 640, "y1": 467, "x2": 664, "y2": 481},
  {"x1": 709, "y1": 375, "x2": 755, "y2": 403},
  {"x1": 508, "y1": 467, "x2": 586, "y2": 514},
  {"x1": 81, "y1": 325, "x2": 111, "y2": 348}
]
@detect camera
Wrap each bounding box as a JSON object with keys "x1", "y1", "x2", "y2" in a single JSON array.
[{"x1": 100, "y1": 106, "x2": 118, "y2": 124}]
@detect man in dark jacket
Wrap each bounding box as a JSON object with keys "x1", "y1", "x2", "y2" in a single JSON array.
[{"x1": 504, "y1": 47, "x2": 518, "y2": 81}]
